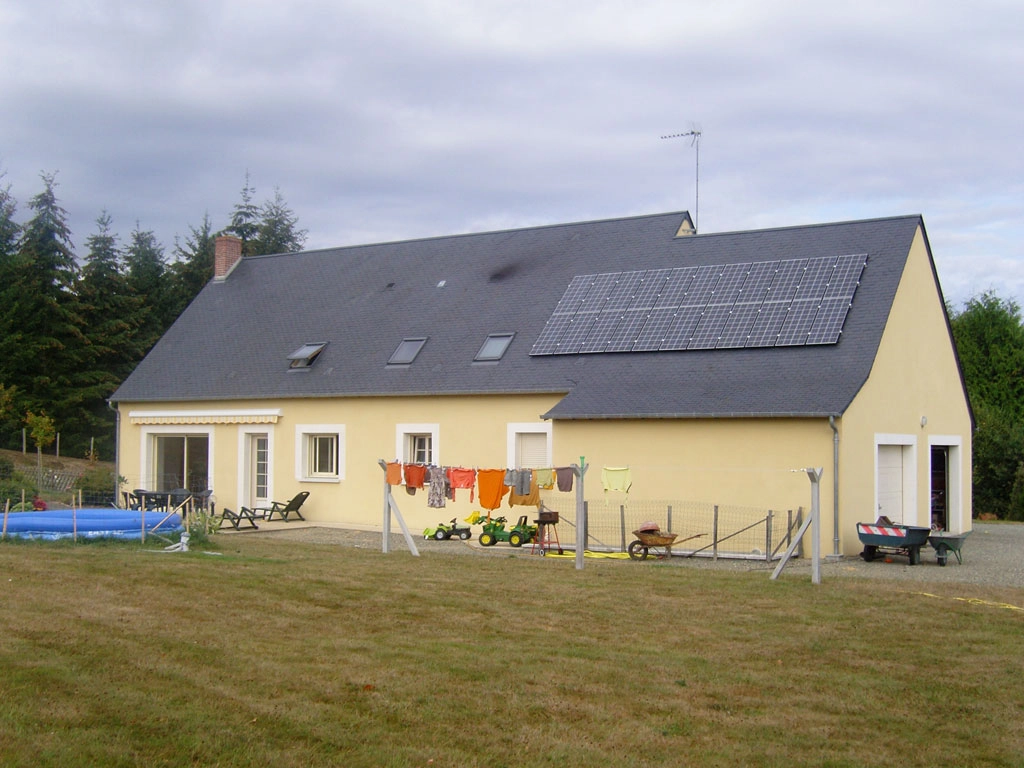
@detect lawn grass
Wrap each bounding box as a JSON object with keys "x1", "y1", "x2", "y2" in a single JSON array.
[{"x1": 1, "y1": 536, "x2": 1022, "y2": 767}]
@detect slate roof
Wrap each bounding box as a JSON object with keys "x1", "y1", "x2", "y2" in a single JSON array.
[{"x1": 111, "y1": 211, "x2": 930, "y2": 419}]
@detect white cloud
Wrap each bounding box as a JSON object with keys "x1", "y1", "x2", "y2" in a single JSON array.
[{"x1": 0, "y1": 0, "x2": 1020, "y2": 307}]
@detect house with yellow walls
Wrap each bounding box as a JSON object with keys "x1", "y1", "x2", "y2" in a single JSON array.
[{"x1": 109, "y1": 211, "x2": 972, "y2": 557}]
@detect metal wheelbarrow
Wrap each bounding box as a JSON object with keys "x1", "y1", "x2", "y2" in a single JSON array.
[
  {"x1": 928, "y1": 530, "x2": 971, "y2": 566},
  {"x1": 628, "y1": 530, "x2": 705, "y2": 560}
]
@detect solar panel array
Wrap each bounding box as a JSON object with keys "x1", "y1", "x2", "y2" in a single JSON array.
[{"x1": 530, "y1": 254, "x2": 867, "y2": 356}]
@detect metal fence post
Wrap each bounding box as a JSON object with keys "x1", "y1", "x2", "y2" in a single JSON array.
[
  {"x1": 765, "y1": 509, "x2": 773, "y2": 562},
  {"x1": 619, "y1": 505, "x2": 626, "y2": 552},
  {"x1": 713, "y1": 504, "x2": 719, "y2": 561},
  {"x1": 667, "y1": 504, "x2": 672, "y2": 535},
  {"x1": 574, "y1": 463, "x2": 589, "y2": 571}
]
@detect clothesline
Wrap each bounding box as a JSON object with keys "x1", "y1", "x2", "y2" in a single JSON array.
[
  {"x1": 383, "y1": 461, "x2": 579, "y2": 510},
  {"x1": 382, "y1": 460, "x2": 633, "y2": 511}
]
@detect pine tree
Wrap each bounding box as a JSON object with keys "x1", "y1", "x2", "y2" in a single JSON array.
[
  {"x1": 0, "y1": 172, "x2": 85, "y2": 451},
  {"x1": 124, "y1": 223, "x2": 169, "y2": 351},
  {"x1": 227, "y1": 172, "x2": 260, "y2": 255},
  {"x1": 251, "y1": 187, "x2": 307, "y2": 256},
  {"x1": 77, "y1": 212, "x2": 147, "y2": 457},
  {"x1": 0, "y1": 172, "x2": 19, "y2": 261},
  {"x1": 0, "y1": 173, "x2": 23, "y2": 442},
  {"x1": 165, "y1": 213, "x2": 216, "y2": 320}
]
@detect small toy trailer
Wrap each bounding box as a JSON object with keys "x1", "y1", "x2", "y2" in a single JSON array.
[{"x1": 856, "y1": 521, "x2": 932, "y2": 565}]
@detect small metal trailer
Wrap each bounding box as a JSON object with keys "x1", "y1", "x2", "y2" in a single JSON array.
[{"x1": 857, "y1": 521, "x2": 932, "y2": 565}]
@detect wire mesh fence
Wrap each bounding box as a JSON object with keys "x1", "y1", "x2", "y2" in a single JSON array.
[{"x1": 539, "y1": 492, "x2": 803, "y2": 561}]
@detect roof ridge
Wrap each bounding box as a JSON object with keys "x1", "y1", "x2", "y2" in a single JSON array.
[
  {"x1": 245, "y1": 210, "x2": 693, "y2": 260},
  {"x1": 688, "y1": 213, "x2": 923, "y2": 240}
]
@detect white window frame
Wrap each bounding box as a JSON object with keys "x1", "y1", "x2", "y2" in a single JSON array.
[
  {"x1": 396, "y1": 423, "x2": 439, "y2": 465},
  {"x1": 507, "y1": 422, "x2": 552, "y2": 469},
  {"x1": 295, "y1": 424, "x2": 345, "y2": 482},
  {"x1": 928, "y1": 435, "x2": 964, "y2": 533},
  {"x1": 238, "y1": 425, "x2": 275, "y2": 507},
  {"x1": 138, "y1": 424, "x2": 215, "y2": 492}
]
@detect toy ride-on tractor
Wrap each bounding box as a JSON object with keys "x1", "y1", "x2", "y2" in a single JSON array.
[
  {"x1": 465, "y1": 512, "x2": 538, "y2": 547},
  {"x1": 423, "y1": 517, "x2": 473, "y2": 541}
]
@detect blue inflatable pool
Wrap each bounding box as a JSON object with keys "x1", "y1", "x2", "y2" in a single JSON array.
[{"x1": 2, "y1": 508, "x2": 184, "y2": 540}]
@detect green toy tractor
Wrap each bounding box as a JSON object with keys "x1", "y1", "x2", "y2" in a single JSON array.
[
  {"x1": 466, "y1": 512, "x2": 537, "y2": 548},
  {"x1": 423, "y1": 517, "x2": 473, "y2": 541}
]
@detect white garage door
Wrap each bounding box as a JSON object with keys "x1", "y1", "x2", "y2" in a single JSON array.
[{"x1": 878, "y1": 445, "x2": 904, "y2": 523}]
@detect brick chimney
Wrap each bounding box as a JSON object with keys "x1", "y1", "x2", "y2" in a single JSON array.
[{"x1": 214, "y1": 235, "x2": 243, "y2": 280}]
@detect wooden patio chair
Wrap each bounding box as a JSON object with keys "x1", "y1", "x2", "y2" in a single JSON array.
[
  {"x1": 219, "y1": 507, "x2": 259, "y2": 530},
  {"x1": 254, "y1": 491, "x2": 309, "y2": 522}
]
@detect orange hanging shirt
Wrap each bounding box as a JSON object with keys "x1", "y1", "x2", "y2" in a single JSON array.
[{"x1": 477, "y1": 468, "x2": 509, "y2": 511}]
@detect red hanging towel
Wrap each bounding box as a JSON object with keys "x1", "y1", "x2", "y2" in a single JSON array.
[
  {"x1": 403, "y1": 463, "x2": 427, "y2": 489},
  {"x1": 447, "y1": 467, "x2": 476, "y2": 502},
  {"x1": 476, "y1": 468, "x2": 509, "y2": 511},
  {"x1": 385, "y1": 461, "x2": 403, "y2": 485}
]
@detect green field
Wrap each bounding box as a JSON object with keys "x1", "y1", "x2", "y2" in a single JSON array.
[{"x1": 1, "y1": 536, "x2": 1022, "y2": 767}]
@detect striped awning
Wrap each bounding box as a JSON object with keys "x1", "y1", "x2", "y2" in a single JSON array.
[{"x1": 128, "y1": 409, "x2": 281, "y2": 425}]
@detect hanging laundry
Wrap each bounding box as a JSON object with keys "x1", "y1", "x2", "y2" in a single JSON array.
[
  {"x1": 404, "y1": 463, "x2": 427, "y2": 489},
  {"x1": 508, "y1": 472, "x2": 540, "y2": 507},
  {"x1": 447, "y1": 467, "x2": 476, "y2": 502},
  {"x1": 555, "y1": 466, "x2": 574, "y2": 492},
  {"x1": 427, "y1": 465, "x2": 448, "y2": 508},
  {"x1": 506, "y1": 468, "x2": 531, "y2": 496},
  {"x1": 602, "y1": 466, "x2": 632, "y2": 493},
  {"x1": 385, "y1": 461, "x2": 403, "y2": 485},
  {"x1": 534, "y1": 468, "x2": 555, "y2": 490},
  {"x1": 477, "y1": 468, "x2": 510, "y2": 511}
]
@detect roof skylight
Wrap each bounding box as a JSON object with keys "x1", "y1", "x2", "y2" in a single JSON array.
[
  {"x1": 288, "y1": 342, "x2": 328, "y2": 369},
  {"x1": 475, "y1": 333, "x2": 515, "y2": 362},
  {"x1": 388, "y1": 337, "x2": 427, "y2": 365}
]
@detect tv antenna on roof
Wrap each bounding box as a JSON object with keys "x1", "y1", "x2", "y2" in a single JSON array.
[{"x1": 661, "y1": 127, "x2": 702, "y2": 233}]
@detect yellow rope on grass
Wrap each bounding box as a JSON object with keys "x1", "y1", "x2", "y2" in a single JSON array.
[
  {"x1": 544, "y1": 550, "x2": 633, "y2": 560},
  {"x1": 910, "y1": 591, "x2": 1024, "y2": 612}
]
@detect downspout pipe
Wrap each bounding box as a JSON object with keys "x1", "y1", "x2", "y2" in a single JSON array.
[
  {"x1": 828, "y1": 415, "x2": 840, "y2": 557},
  {"x1": 107, "y1": 400, "x2": 120, "y2": 506}
]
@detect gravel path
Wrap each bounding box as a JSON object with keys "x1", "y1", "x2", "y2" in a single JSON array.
[{"x1": 245, "y1": 522, "x2": 1024, "y2": 589}]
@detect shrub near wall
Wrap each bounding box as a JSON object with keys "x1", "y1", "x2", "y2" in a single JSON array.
[
  {"x1": 74, "y1": 465, "x2": 118, "y2": 507},
  {"x1": 0, "y1": 456, "x2": 38, "y2": 507}
]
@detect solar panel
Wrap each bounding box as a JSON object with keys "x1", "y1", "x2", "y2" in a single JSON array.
[
  {"x1": 660, "y1": 306, "x2": 705, "y2": 350},
  {"x1": 717, "y1": 302, "x2": 763, "y2": 348},
  {"x1": 686, "y1": 264, "x2": 750, "y2": 349},
  {"x1": 530, "y1": 315, "x2": 574, "y2": 355},
  {"x1": 603, "y1": 271, "x2": 647, "y2": 311},
  {"x1": 604, "y1": 309, "x2": 650, "y2": 352},
  {"x1": 687, "y1": 304, "x2": 734, "y2": 350},
  {"x1": 629, "y1": 269, "x2": 674, "y2": 309},
  {"x1": 715, "y1": 261, "x2": 777, "y2": 348},
  {"x1": 576, "y1": 272, "x2": 622, "y2": 313},
  {"x1": 579, "y1": 311, "x2": 626, "y2": 353},
  {"x1": 632, "y1": 308, "x2": 677, "y2": 351},
  {"x1": 743, "y1": 259, "x2": 806, "y2": 348},
  {"x1": 775, "y1": 300, "x2": 822, "y2": 346},
  {"x1": 551, "y1": 274, "x2": 593, "y2": 315},
  {"x1": 531, "y1": 254, "x2": 866, "y2": 356},
  {"x1": 806, "y1": 297, "x2": 853, "y2": 344},
  {"x1": 645, "y1": 267, "x2": 692, "y2": 310},
  {"x1": 554, "y1": 314, "x2": 599, "y2": 354},
  {"x1": 823, "y1": 254, "x2": 866, "y2": 300}
]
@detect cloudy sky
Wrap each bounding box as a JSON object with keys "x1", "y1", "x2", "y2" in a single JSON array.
[{"x1": 1, "y1": 0, "x2": 1021, "y2": 308}]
